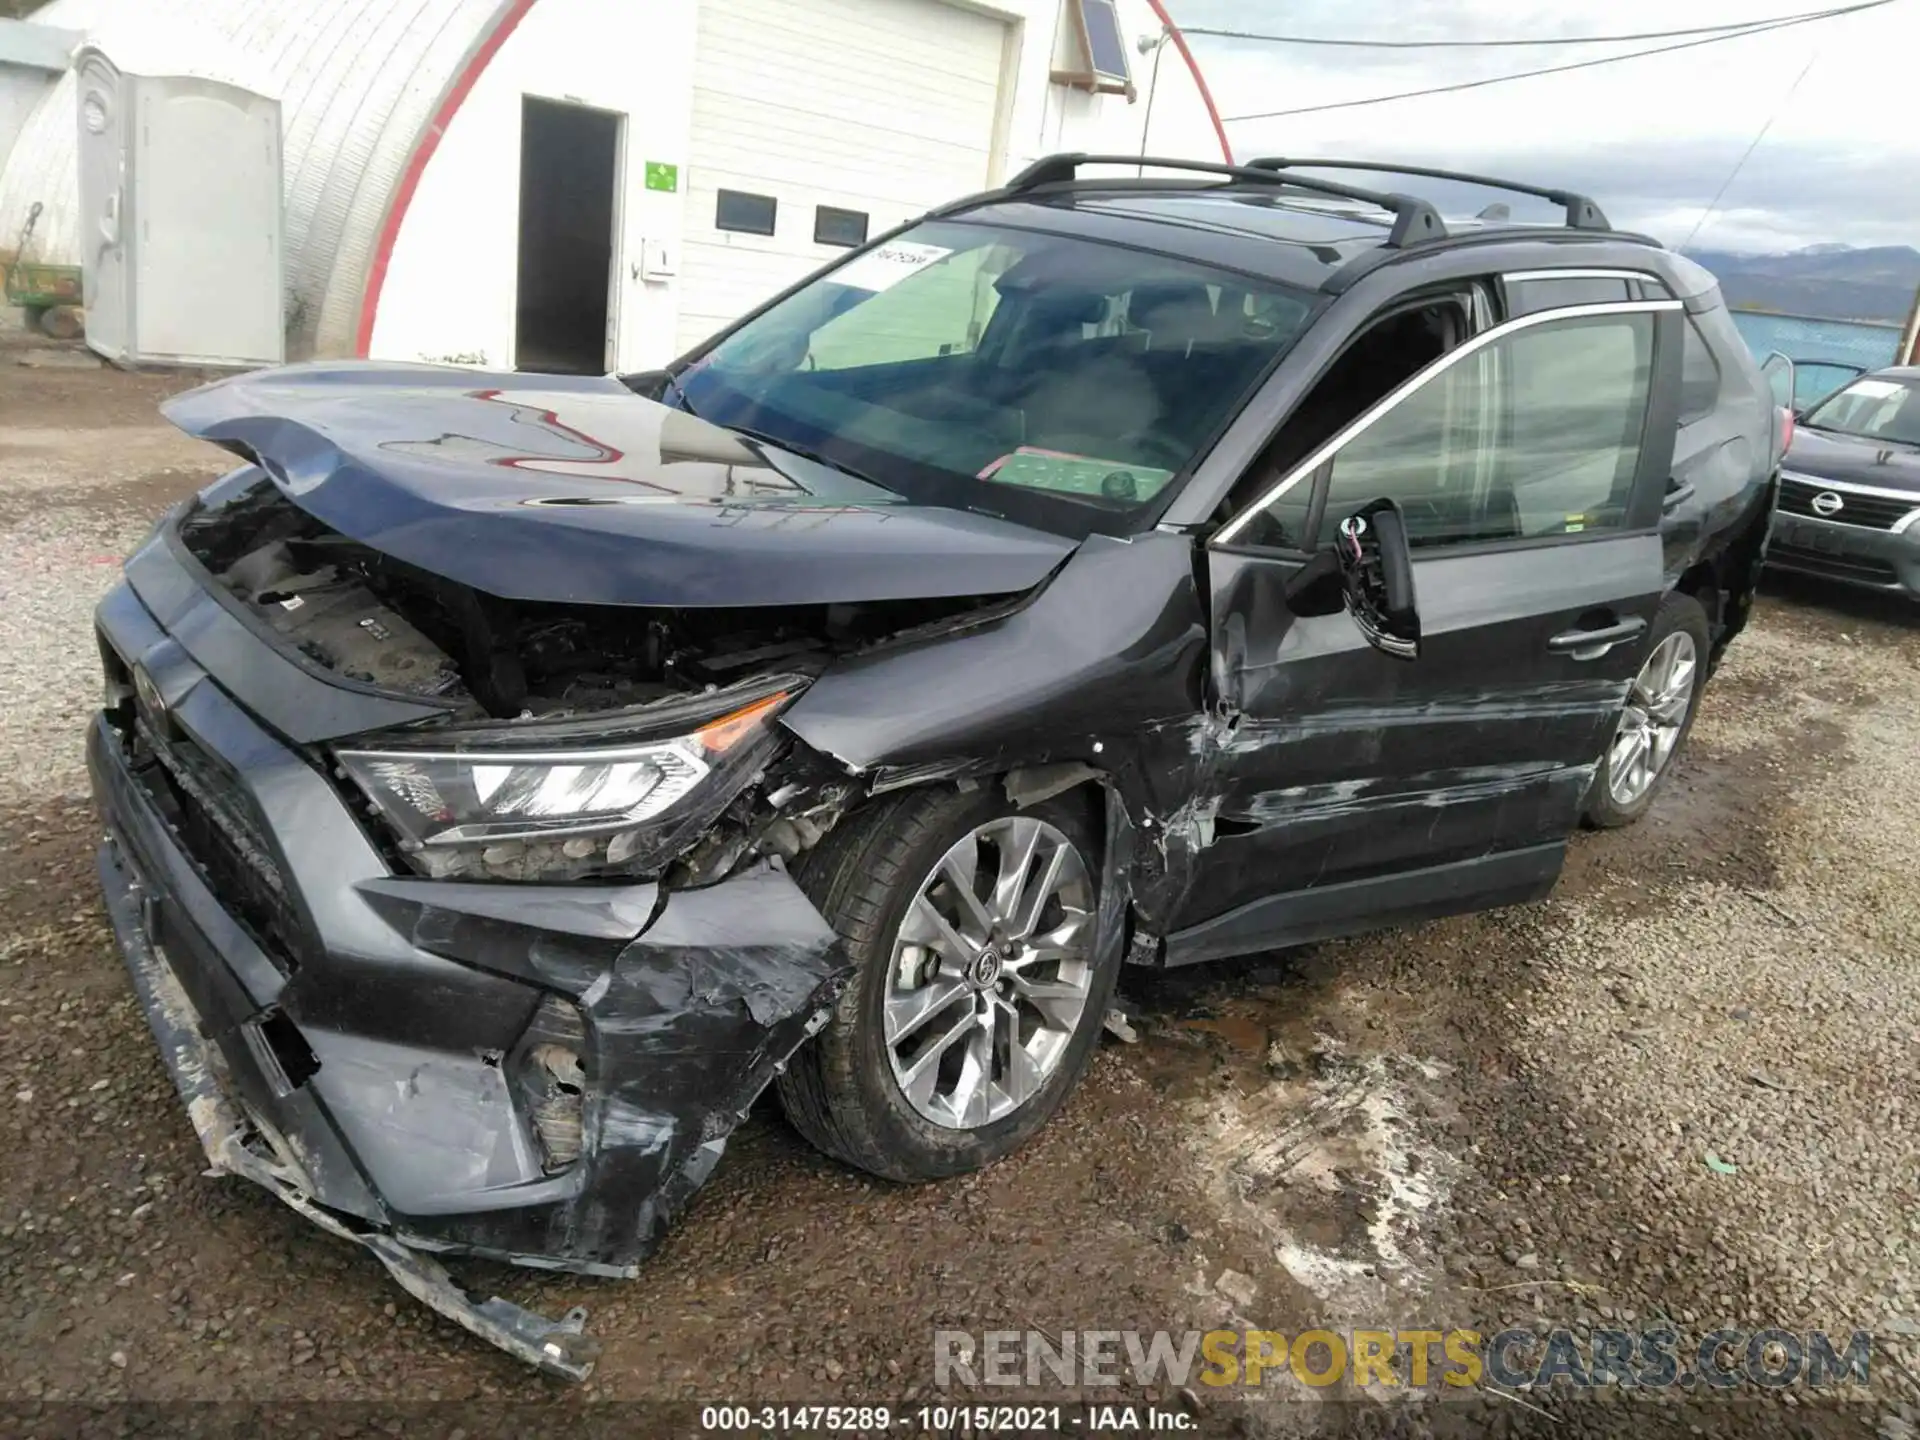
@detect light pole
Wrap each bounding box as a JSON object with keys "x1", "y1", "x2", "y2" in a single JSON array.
[
  {"x1": 1899, "y1": 279, "x2": 1920, "y2": 367},
  {"x1": 1137, "y1": 27, "x2": 1169, "y2": 174}
]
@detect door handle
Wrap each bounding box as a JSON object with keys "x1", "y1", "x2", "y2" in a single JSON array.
[
  {"x1": 1663, "y1": 480, "x2": 1696, "y2": 512},
  {"x1": 1548, "y1": 616, "x2": 1646, "y2": 658}
]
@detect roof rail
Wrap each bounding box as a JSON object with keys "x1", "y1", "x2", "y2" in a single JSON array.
[
  {"x1": 1001, "y1": 152, "x2": 1447, "y2": 249},
  {"x1": 1244, "y1": 158, "x2": 1611, "y2": 232}
]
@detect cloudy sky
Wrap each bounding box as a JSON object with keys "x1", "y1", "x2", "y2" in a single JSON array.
[{"x1": 1167, "y1": 0, "x2": 1919, "y2": 254}]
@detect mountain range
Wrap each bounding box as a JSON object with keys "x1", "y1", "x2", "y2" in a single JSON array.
[{"x1": 1682, "y1": 245, "x2": 1920, "y2": 326}]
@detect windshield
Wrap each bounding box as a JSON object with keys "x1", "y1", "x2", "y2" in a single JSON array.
[
  {"x1": 1802, "y1": 375, "x2": 1920, "y2": 445},
  {"x1": 672, "y1": 220, "x2": 1317, "y2": 537}
]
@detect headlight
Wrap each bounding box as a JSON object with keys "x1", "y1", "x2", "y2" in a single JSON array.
[{"x1": 335, "y1": 683, "x2": 795, "y2": 881}]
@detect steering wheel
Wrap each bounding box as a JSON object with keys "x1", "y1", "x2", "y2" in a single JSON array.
[{"x1": 1126, "y1": 432, "x2": 1190, "y2": 471}]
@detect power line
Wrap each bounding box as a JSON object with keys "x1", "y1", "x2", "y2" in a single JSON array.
[
  {"x1": 1186, "y1": 5, "x2": 1882, "y2": 50},
  {"x1": 1222, "y1": 0, "x2": 1896, "y2": 123},
  {"x1": 1682, "y1": 51, "x2": 1822, "y2": 248}
]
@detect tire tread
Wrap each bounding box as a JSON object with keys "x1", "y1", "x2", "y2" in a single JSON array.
[
  {"x1": 777, "y1": 786, "x2": 1115, "y2": 1183},
  {"x1": 776, "y1": 790, "x2": 975, "y2": 1178}
]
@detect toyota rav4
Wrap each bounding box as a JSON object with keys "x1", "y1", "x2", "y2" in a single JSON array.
[{"x1": 88, "y1": 156, "x2": 1780, "y2": 1375}]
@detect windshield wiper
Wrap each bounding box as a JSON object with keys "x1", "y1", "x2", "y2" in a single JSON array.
[
  {"x1": 724, "y1": 425, "x2": 888, "y2": 490},
  {"x1": 659, "y1": 375, "x2": 894, "y2": 490},
  {"x1": 660, "y1": 373, "x2": 701, "y2": 419}
]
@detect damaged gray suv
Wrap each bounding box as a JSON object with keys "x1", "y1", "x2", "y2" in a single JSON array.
[{"x1": 89, "y1": 156, "x2": 1779, "y2": 1376}]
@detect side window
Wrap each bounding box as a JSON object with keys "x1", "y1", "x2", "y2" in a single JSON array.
[
  {"x1": 1253, "y1": 461, "x2": 1318, "y2": 550},
  {"x1": 1679, "y1": 317, "x2": 1722, "y2": 422},
  {"x1": 1234, "y1": 311, "x2": 1656, "y2": 551},
  {"x1": 1505, "y1": 276, "x2": 1631, "y2": 315},
  {"x1": 1498, "y1": 315, "x2": 1651, "y2": 537},
  {"x1": 1791, "y1": 361, "x2": 1868, "y2": 411},
  {"x1": 1219, "y1": 295, "x2": 1473, "y2": 540}
]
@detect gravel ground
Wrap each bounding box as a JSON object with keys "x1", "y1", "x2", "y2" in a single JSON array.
[{"x1": 1, "y1": 362, "x2": 1916, "y2": 1438}]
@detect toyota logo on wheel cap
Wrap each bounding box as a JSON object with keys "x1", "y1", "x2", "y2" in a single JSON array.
[{"x1": 1811, "y1": 491, "x2": 1845, "y2": 517}]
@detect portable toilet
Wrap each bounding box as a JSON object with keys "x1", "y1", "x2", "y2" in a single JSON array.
[{"x1": 74, "y1": 35, "x2": 282, "y2": 367}]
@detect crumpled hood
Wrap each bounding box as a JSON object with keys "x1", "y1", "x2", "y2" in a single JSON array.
[
  {"x1": 163, "y1": 362, "x2": 1076, "y2": 607},
  {"x1": 1785, "y1": 428, "x2": 1920, "y2": 494}
]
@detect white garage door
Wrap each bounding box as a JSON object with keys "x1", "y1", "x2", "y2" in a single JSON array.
[{"x1": 676, "y1": 0, "x2": 1009, "y2": 353}]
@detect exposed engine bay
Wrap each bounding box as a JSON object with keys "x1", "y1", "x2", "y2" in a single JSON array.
[{"x1": 178, "y1": 480, "x2": 1013, "y2": 724}]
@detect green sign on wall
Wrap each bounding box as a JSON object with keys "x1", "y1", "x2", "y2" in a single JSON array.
[{"x1": 644, "y1": 161, "x2": 679, "y2": 193}]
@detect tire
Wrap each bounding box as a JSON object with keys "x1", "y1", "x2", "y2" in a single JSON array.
[
  {"x1": 776, "y1": 785, "x2": 1119, "y2": 1182},
  {"x1": 1581, "y1": 589, "x2": 1712, "y2": 829},
  {"x1": 35, "y1": 304, "x2": 84, "y2": 342}
]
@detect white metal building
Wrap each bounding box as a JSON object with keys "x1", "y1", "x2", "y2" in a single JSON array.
[
  {"x1": 0, "y1": 19, "x2": 76, "y2": 185},
  {"x1": 0, "y1": 0, "x2": 1229, "y2": 369}
]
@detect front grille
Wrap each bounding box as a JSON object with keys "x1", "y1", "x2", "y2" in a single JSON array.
[
  {"x1": 98, "y1": 627, "x2": 306, "y2": 971},
  {"x1": 133, "y1": 718, "x2": 305, "y2": 972},
  {"x1": 1778, "y1": 478, "x2": 1919, "y2": 530},
  {"x1": 1767, "y1": 542, "x2": 1900, "y2": 586}
]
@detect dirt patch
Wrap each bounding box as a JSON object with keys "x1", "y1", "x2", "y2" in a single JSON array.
[
  {"x1": 0, "y1": 468, "x2": 215, "y2": 530},
  {"x1": 1554, "y1": 715, "x2": 1846, "y2": 916},
  {"x1": 0, "y1": 345, "x2": 216, "y2": 430},
  {"x1": 0, "y1": 795, "x2": 113, "y2": 943},
  {"x1": 1554, "y1": 592, "x2": 1874, "y2": 918}
]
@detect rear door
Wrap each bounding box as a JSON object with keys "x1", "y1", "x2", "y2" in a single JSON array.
[{"x1": 1168, "y1": 298, "x2": 1684, "y2": 964}]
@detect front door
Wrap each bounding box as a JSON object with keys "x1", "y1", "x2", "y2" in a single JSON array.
[{"x1": 1167, "y1": 300, "x2": 1682, "y2": 964}]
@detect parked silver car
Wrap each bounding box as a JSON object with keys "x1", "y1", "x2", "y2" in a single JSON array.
[{"x1": 1768, "y1": 366, "x2": 1920, "y2": 598}]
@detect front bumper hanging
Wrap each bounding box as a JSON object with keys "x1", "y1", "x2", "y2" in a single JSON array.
[
  {"x1": 90, "y1": 561, "x2": 856, "y2": 1379},
  {"x1": 102, "y1": 847, "x2": 601, "y2": 1380}
]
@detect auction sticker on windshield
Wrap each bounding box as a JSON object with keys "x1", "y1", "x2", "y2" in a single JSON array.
[
  {"x1": 979, "y1": 447, "x2": 1175, "y2": 503},
  {"x1": 831, "y1": 241, "x2": 953, "y2": 293}
]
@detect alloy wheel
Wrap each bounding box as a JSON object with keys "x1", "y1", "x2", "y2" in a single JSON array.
[
  {"x1": 1607, "y1": 631, "x2": 1699, "y2": 807},
  {"x1": 882, "y1": 816, "x2": 1096, "y2": 1130}
]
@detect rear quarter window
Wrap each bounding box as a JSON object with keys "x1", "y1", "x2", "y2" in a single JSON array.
[
  {"x1": 1679, "y1": 317, "x2": 1723, "y2": 422},
  {"x1": 1505, "y1": 276, "x2": 1631, "y2": 315},
  {"x1": 1685, "y1": 302, "x2": 1763, "y2": 395}
]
